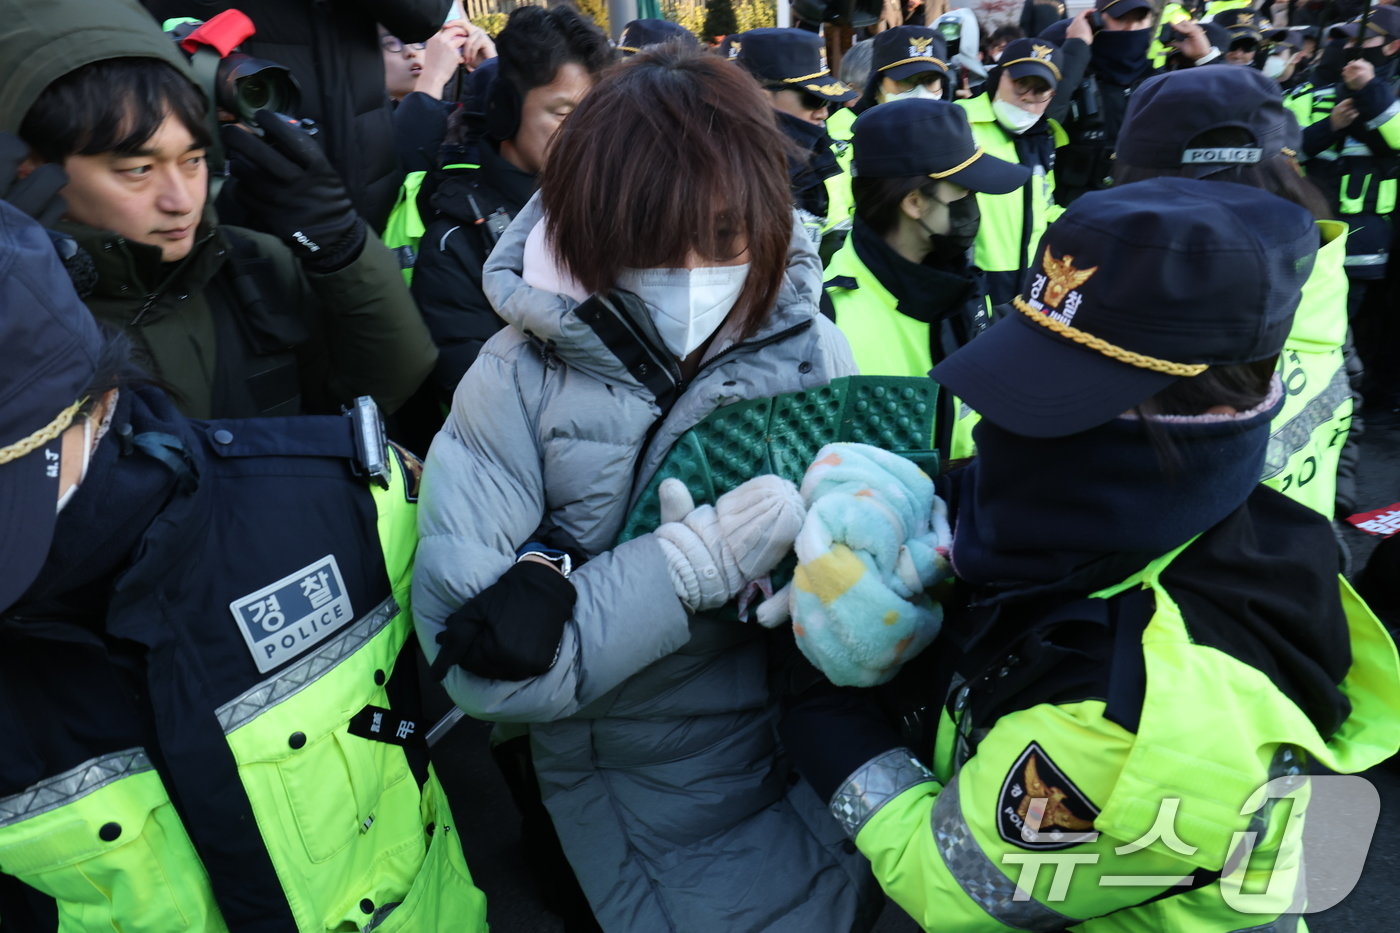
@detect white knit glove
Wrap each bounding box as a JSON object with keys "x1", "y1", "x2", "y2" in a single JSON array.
[{"x1": 653, "y1": 476, "x2": 805, "y2": 613}]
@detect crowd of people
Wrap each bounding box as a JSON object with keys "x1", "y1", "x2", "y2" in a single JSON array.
[{"x1": 1, "y1": 0, "x2": 1399, "y2": 930}]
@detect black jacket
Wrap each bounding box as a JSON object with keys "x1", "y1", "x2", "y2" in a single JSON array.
[
  {"x1": 410, "y1": 137, "x2": 538, "y2": 402},
  {"x1": 143, "y1": 0, "x2": 451, "y2": 231}
]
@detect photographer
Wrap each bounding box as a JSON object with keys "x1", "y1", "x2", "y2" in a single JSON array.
[{"x1": 0, "y1": 0, "x2": 436, "y2": 421}]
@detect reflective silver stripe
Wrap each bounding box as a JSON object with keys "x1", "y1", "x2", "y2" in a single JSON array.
[
  {"x1": 932, "y1": 776, "x2": 1079, "y2": 930},
  {"x1": 0, "y1": 749, "x2": 153, "y2": 828},
  {"x1": 1343, "y1": 253, "x2": 1389, "y2": 267},
  {"x1": 217, "y1": 596, "x2": 399, "y2": 733},
  {"x1": 1261, "y1": 365, "x2": 1351, "y2": 480},
  {"x1": 829, "y1": 749, "x2": 935, "y2": 839},
  {"x1": 1366, "y1": 100, "x2": 1400, "y2": 131}
]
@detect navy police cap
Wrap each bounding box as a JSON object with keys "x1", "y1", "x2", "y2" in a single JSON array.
[
  {"x1": 0, "y1": 201, "x2": 103, "y2": 612},
  {"x1": 871, "y1": 26, "x2": 949, "y2": 82},
  {"x1": 617, "y1": 19, "x2": 697, "y2": 55},
  {"x1": 736, "y1": 28, "x2": 855, "y2": 102},
  {"x1": 1117, "y1": 67, "x2": 1295, "y2": 178},
  {"x1": 851, "y1": 99, "x2": 1030, "y2": 194},
  {"x1": 1331, "y1": 6, "x2": 1400, "y2": 41},
  {"x1": 997, "y1": 37, "x2": 1064, "y2": 89},
  {"x1": 931, "y1": 178, "x2": 1318, "y2": 438}
]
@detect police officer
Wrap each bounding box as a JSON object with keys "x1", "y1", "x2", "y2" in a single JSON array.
[
  {"x1": 781, "y1": 178, "x2": 1400, "y2": 931},
  {"x1": 828, "y1": 27, "x2": 952, "y2": 233},
  {"x1": 958, "y1": 37, "x2": 1068, "y2": 305},
  {"x1": 1285, "y1": 7, "x2": 1400, "y2": 418},
  {"x1": 824, "y1": 100, "x2": 1028, "y2": 459},
  {"x1": 1043, "y1": 0, "x2": 1218, "y2": 203},
  {"x1": 0, "y1": 201, "x2": 489, "y2": 932},
  {"x1": 736, "y1": 28, "x2": 857, "y2": 246},
  {"x1": 1115, "y1": 66, "x2": 1359, "y2": 519}
]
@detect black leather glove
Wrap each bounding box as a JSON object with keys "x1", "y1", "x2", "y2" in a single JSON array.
[
  {"x1": 429, "y1": 560, "x2": 577, "y2": 682},
  {"x1": 219, "y1": 110, "x2": 366, "y2": 274},
  {"x1": 0, "y1": 132, "x2": 67, "y2": 227}
]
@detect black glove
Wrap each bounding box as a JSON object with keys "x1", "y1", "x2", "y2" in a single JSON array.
[
  {"x1": 0, "y1": 132, "x2": 67, "y2": 227},
  {"x1": 219, "y1": 110, "x2": 365, "y2": 274},
  {"x1": 429, "y1": 560, "x2": 577, "y2": 682}
]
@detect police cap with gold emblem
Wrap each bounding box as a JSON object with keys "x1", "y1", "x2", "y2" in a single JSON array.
[
  {"x1": 851, "y1": 99, "x2": 1030, "y2": 194},
  {"x1": 996, "y1": 37, "x2": 1064, "y2": 90},
  {"x1": 871, "y1": 26, "x2": 949, "y2": 82},
  {"x1": 736, "y1": 28, "x2": 856, "y2": 103},
  {"x1": 931, "y1": 178, "x2": 1318, "y2": 438}
]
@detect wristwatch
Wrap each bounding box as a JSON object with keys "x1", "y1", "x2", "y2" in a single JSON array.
[{"x1": 515, "y1": 543, "x2": 572, "y2": 579}]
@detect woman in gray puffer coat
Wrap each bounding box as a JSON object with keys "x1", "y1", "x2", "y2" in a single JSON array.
[{"x1": 413, "y1": 46, "x2": 879, "y2": 932}]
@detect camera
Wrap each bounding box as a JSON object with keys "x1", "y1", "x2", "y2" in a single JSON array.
[
  {"x1": 936, "y1": 16, "x2": 963, "y2": 57},
  {"x1": 165, "y1": 11, "x2": 310, "y2": 132}
]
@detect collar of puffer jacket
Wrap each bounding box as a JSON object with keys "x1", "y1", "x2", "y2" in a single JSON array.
[{"x1": 482, "y1": 192, "x2": 827, "y2": 389}]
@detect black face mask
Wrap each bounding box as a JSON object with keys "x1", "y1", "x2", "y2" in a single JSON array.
[
  {"x1": 1353, "y1": 45, "x2": 1394, "y2": 70},
  {"x1": 1090, "y1": 28, "x2": 1153, "y2": 86},
  {"x1": 920, "y1": 194, "x2": 980, "y2": 251}
]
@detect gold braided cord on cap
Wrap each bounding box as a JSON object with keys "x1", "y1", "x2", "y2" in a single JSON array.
[
  {"x1": 878, "y1": 56, "x2": 949, "y2": 72},
  {"x1": 1011, "y1": 296, "x2": 1209, "y2": 376},
  {"x1": 928, "y1": 147, "x2": 985, "y2": 179},
  {"x1": 617, "y1": 44, "x2": 641, "y2": 52},
  {"x1": 784, "y1": 69, "x2": 833, "y2": 83},
  {"x1": 1000, "y1": 55, "x2": 1063, "y2": 80},
  {"x1": 0, "y1": 399, "x2": 86, "y2": 466}
]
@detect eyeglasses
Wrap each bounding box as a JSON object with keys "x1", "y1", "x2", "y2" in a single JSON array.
[
  {"x1": 1010, "y1": 79, "x2": 1054, "y2": 103},
  {"x1": 380, "y1": 37, "x2": 427, "y2": 53}
]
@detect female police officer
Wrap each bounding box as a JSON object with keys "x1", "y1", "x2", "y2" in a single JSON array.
[
  {"x1": 781, "y1": 178, "x2": 1400, "y2": 930},
  {"x1": 824, "y1": 98, "x2": 1028, "y2": 459},
  {"x1": 0, "y1": 201, "x2": 487, "y2": 932}
]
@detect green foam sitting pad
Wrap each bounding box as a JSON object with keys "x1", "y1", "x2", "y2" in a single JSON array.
[{"x1": 617, "y1": 375, "x2": 940, "y2": 545}]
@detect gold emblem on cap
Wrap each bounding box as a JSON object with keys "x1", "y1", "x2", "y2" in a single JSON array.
[
  {"x1": 1041, "y1": 247, "x2": 1098, "y2": 309},
  {"x1": 910, "y1": 36, "x2": 934, "y2": 56},
  {"x1": 811, "y1": 82, "x2": 849, "y2": 95},
  {"x1": 1031, "y1": 43, "x2": 1054, "y2": 60},
  {"x1": 729, "y1": 41, "x2": 741, "y2": 58}
]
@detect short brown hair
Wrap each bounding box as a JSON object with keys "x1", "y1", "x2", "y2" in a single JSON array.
[{"x1": 540, "y1": 43, "x2": 794, "y2": 340}]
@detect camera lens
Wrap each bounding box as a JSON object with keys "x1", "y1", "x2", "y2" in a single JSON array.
[{"x1": 239, "y1": 76, "x2": 273, "y2": 112}]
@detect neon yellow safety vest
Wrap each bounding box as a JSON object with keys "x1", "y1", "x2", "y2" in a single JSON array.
[
  {"x1": 825, "y1": 106, "x2": 858, "y2": 235},
  {"x1": 957, "y1": 94, "x2": 1066, "y2": 305},
  {"x1": 381, "y1": 163, "x2": 480, "y2": 285},
  {"x1": 825, "y1": 234, "x2": 984, "y2": 460},
  {"x1": 845, "y1": 538, "x2": 1400, "y2": 931},
  {"x1": 0, "y1": 447, "x2": 488, "y2": 933},
  {"x1": 1261, "y1": 220, "x2": 1354, "y2": 516}
]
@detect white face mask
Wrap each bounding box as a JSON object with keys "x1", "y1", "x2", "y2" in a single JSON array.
[
  {"x1": 886, "y1": 83, "x2": 942, "y2": 103},
  {"x1": 55, "y1": 414, "x2": 93, "y2": 514},
  {"x1": 617, "y1": 264, "x2": 751, "y2": 359},
  {"x1": 992, "y1": 97, "x2": 1042, "y2": 135},
  {"x1": 1261, "y1": 52, "x2": 1290, "y2": 79}
]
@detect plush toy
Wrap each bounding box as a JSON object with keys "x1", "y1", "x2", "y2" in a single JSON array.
[{"x1": 758, "y1": 442, "x2": 952, "y2": 686}]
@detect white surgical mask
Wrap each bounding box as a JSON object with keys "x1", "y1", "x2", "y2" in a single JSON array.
[
  {"x1": 992, "y1": 97, "x2": 1042, "y2": 135},
  {"x1": 617, "y1": 264, "x2": 750, "y2": 359},
  {"x1": 886, "y1": 84, "x2": 942, "y2": 103},
  {"x1": 55, "y1": 415, "x2": 93, "y2": 514},
  {"x1": 1261, "y1": 52, "x2": 1290, "y2": 80}
]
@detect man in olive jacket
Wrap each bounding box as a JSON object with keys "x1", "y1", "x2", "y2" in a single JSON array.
[{"x1": 0, "y1": 0, "x2": 437, "y2": 420}]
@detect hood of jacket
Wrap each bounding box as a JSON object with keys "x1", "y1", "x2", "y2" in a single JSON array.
[
  {"x1": 482, "y1": 192, "x2": 828, "y2": 390},
  {"x1": 943, "y1": 8, "x2": 988, "y2": 81},
  {"x1": 0, "y1": 0, "x2": 197, "y2": 134}
]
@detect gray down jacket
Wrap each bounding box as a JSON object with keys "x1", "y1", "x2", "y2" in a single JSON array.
[{"x1": 413, "y1": 194, "x2": 878, "y2": 932}]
